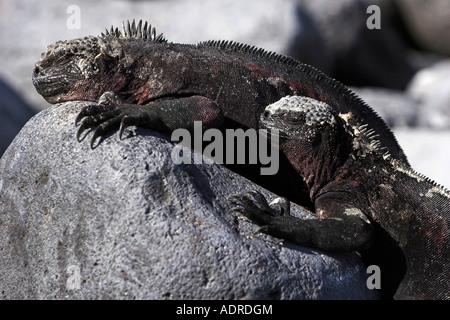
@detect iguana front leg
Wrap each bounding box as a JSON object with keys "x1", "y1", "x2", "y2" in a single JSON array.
[
  {"x1": 230, "y1": 190, "x2": 374, "y2": 252},
  {"x1": 75, "y1": 92, "x2": 224, "y2": 148}
]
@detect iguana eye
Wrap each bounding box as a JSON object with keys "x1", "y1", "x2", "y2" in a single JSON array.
[
  {"x1": 287, "y1": 115, "x2": 304, "y2": 124},
  {"x1": 33, "y1": 66, "x2": 40, "y2": 77}
]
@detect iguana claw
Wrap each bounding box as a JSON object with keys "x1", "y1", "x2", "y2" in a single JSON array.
[
  {"x1": 229, "y1": 190, "x2": 291, "y2": 226},
  {"x1": 75, "y1": 104, "x2": 123, "y2": 148}
]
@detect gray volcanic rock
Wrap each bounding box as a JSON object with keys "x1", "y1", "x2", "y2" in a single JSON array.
[{"x1": 0, "y1": 101, "x2": 377, "y2": 300}]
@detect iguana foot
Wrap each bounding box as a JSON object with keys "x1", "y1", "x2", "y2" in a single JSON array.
[
  {"x1": 75, "y1": 92, "x2": 224, "y2": 149},
  {"x1": 230, "y1": 190, "x2": 374, "y2": 251},
  {"x1": 75, "y1": 92, "x2": 163, "y2": 148},
  {"x1": 229, "y1": 190, "x2": 290, "y2": 227}
]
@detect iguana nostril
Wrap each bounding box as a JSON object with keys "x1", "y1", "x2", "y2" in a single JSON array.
[{"x1": 33, "y1": 66, "x2": 40, "y2": 77}]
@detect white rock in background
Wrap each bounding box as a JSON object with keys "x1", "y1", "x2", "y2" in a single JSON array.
[
  {"x1": 407, "y1": 60, "x2": 450, "y2": 129},
  {"x1": 394, "y1": 129, "x2": 450, "y2": 189},
  {"x1": 351, "y1": 87, "x2": 420, "y2": 128},
  {"x1": 394, "y1": 0, "x2": 450, "y2": 56}
]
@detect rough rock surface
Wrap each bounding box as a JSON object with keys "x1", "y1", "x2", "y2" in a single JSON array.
[{"x1": 0, "y1": 101, "x2": 377, "y2": 300}]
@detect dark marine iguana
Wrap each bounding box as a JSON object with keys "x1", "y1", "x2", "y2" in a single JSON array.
[
  {"x1": 230, "y1": 95, "x2": 449, "y2": 299},
  {"x1": 32, "y1": 20, "x2": 407, "y2": 163}
]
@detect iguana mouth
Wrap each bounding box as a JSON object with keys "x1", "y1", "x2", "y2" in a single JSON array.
[
  {"x1": 259, "y1": 110, "x2": 289, "y2": 141},
  {"x1": 32, "y1": 73, "x2": 70, "y2": 98},
  {"x1": 258, "y1": 124, "x2": 289, "y2": 142},
  {"x1": 32, "y1": 63, "x2": 83, "y2": 102},
  {"x1": 146, "y1": 91, "x2": 200, "y2": 103}
]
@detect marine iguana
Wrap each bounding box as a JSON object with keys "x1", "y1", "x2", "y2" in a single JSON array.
[
  {"x1": 32, "y1": 19, "x2": 407, "y2": 165},
  {"x1": 230, "y1": 95, "x2": 449, "y2": 299}
]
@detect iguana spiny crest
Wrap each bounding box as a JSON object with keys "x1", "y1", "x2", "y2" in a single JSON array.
[{"x1": 32, "y1": 19, "x2": 166, "y2": 103}]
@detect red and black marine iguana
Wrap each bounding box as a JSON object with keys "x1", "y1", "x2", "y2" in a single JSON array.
[
  {"x1": 32, "y1": 19, "x2": 448, "y2": 299},
  {"x1": 230, "y1": 95, "x2": 449, "y2": 299},
  {"x1": 32, "y1": 20, "x2": 406, "y2": 162}
]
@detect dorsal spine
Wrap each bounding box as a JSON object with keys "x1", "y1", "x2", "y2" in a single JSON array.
[{"x1": 102, "y1": 19, "x2": 167, "y2": 43}]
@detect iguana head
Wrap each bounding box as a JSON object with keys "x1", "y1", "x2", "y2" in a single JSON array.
[
  {"x1": 260, "y1": 95, "x2": 340, "y2": 143},
  {"x1": 260, "y1": 95, "x2": 353, "y2": 196},
  {"x1": 33, "y1": 35, "x2": 109, "y2": 103},
  {"x1": 32, "y1": 20, "x2": 167, "y2": 104}
]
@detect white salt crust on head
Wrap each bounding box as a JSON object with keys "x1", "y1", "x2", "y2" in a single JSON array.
[{"x1": 265, "y1": 95, "x2": 336, "y2": 126}]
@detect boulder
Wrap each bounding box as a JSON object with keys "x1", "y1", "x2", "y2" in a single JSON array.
[
  {"x1": 352, "y1": 59, "x2": 450, "y2": 131},
  {"x1": 394, "y1": 0, "x2": 450, "y2": 56},
  {"x1": 406, "y1": 59, "x2": 450, "y2": 129},
  {"x1": 287, "y1": 0, "x2": 416, "y2": 89},
  {"x1": 0, "y1": 101, "x2": 377, "y2": 300},
  {"x1": 351, "y1": 87, "x2": 420, "y2": 128},
  {"x1": 393, "y1": 129, "x2": 450, "y2": 190}
]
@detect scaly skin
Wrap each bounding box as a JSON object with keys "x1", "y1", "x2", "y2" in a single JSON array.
[{"x1": 231, "y1": 95, "x2": 449, "y2": 299}]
